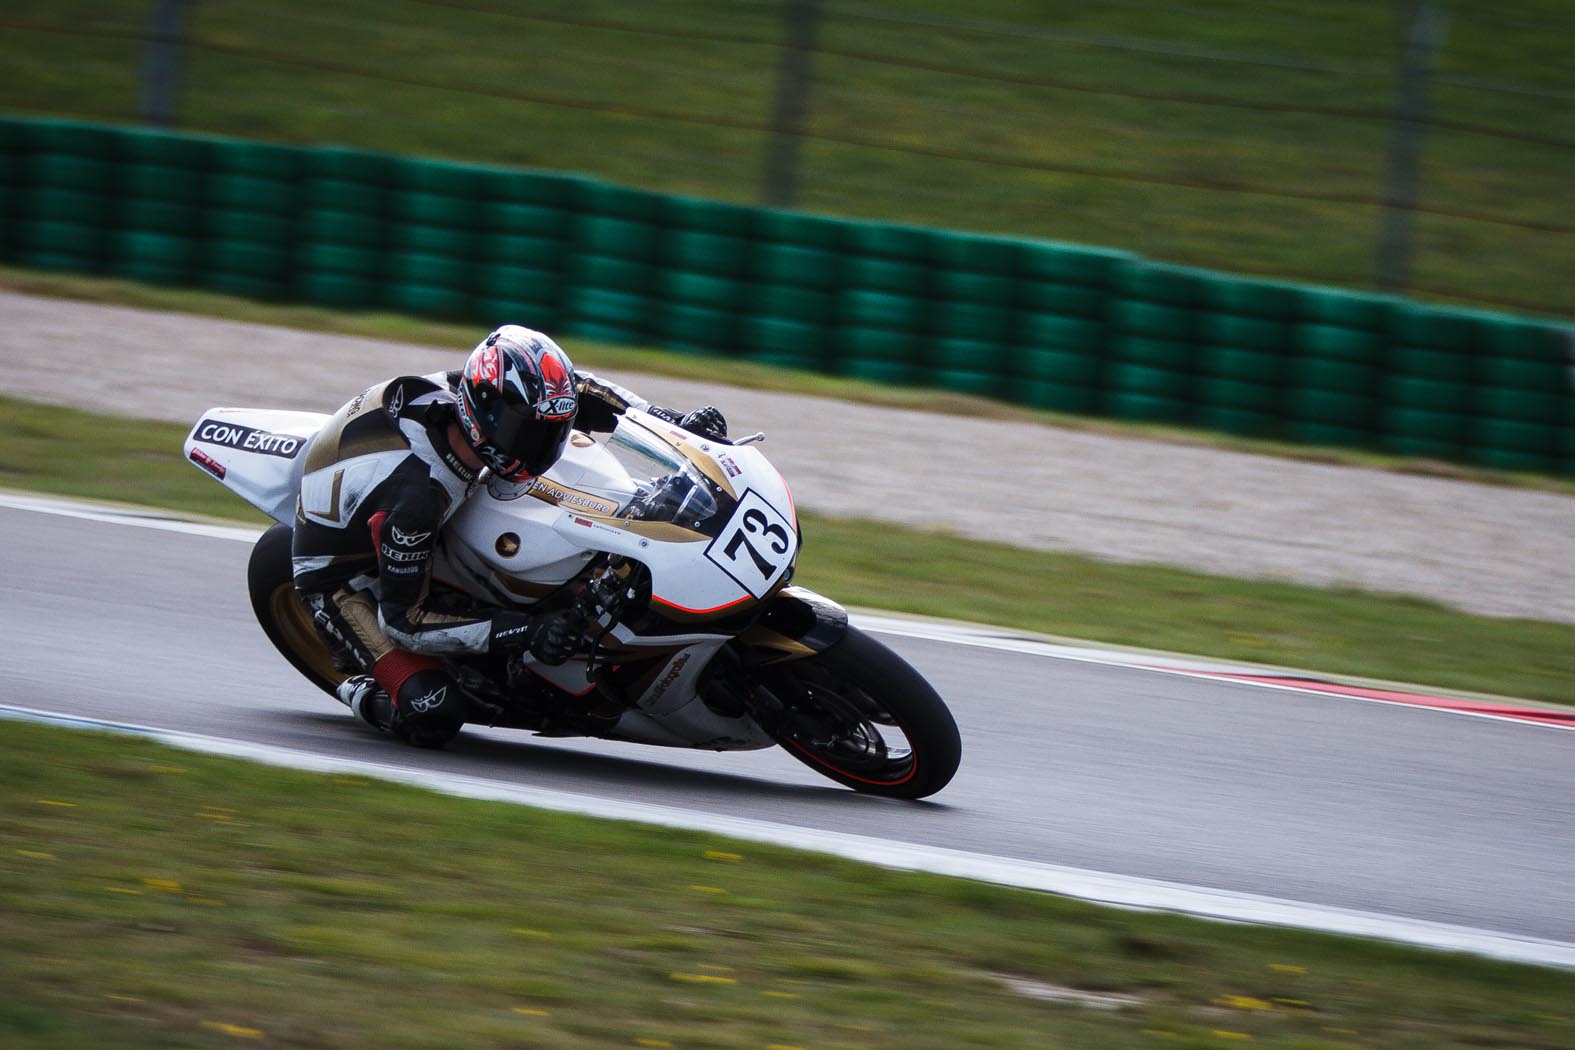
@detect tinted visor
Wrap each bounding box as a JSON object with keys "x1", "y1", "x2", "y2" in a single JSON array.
[{"x1": 480, "y1": 408, "x2": 574, "y2": 480}]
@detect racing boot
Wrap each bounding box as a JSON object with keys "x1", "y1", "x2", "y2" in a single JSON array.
[{"x1": 335, "y1": 674, "x2": 394, "y2": 732}]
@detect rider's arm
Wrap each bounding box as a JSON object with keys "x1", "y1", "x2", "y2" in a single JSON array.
[
  {"x1": 573, "y1": 370, "x2": 649, "y2": 433},
  {"x1": 574, "y1": 371, "x2": 728, "y2": 440},
  {"x1": 371, "y1": 464, "x2": 576, "y2": 661},
  {"x1": 370, "y1": 465, "x2": 494, "y2": 655}
]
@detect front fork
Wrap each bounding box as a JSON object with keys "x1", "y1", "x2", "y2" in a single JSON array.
[{"x1": 697, "y1": 586, "x2": 850, "y2": 732}]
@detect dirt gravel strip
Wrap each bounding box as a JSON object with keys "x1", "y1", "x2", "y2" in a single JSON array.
[{"x1": 2, "y1": 288, "x2": 1572, "y2": 625}]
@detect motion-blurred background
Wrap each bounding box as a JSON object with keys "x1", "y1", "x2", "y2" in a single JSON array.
[
  {"x1": 2, "y1": 1, "x2": 1571, "y2": 472},
  {"x1": 5, "y1": 0, "x2": 1569, "y2": 311}
]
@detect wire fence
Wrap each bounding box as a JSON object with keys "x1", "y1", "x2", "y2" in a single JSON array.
[{"x1": 1, "y1": 0, "x2": 1570, "y2": 315}]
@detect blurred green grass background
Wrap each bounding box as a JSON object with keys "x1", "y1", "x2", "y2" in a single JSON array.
[{"x1": 0, "y1": 0, "x2": 1570, "y2": 314}]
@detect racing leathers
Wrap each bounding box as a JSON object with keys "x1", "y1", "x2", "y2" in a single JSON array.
[{"x1": 291, "y1": 368, "x2": 681, "y2": 747}]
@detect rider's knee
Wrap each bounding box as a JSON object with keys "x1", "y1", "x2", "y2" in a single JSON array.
[{"x1": 389, "y1": 666, "x2": 466, "y2": 749}]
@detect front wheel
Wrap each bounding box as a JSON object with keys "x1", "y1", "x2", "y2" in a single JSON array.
[{"x1": 756, "y1": 627, "x2": 960, "y2": 800}]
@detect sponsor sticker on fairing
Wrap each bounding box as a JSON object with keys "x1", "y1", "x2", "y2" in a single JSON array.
[
  {"x1": 194, "y1": 418, "x2": 304, "y2": 458},
  {"x1": 189, "y1": 447, "x2": 226, "y2": 479},
  {"x1": 704, "y1": 489, "x2": 797, "y2": 599}
]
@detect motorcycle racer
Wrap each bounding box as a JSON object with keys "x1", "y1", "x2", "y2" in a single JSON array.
[{"x1": 292, "y1": 323, "x2": 728, "y2": 748}]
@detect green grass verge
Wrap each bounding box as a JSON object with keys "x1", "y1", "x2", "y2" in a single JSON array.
[
  {"x1": 0, "y1": 1, "x2": 1571, "y2": 314},
  {"x1": 2, "y1": 392, "x2": 1572, "y2": 705},
  {"x1": 3, "y1": 719, "x2": 1573, "y2": 1049}
]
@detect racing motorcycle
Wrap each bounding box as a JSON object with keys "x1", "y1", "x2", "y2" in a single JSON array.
[{"x1": 183, "y1": 398, "x2": 961, "y2": 799}]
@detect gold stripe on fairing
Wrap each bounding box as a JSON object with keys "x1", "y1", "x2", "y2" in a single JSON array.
[
  {"x1": 735, "y1": 625, "x2": 816, "y2": 660},
  {"x1": 527, "y1": 480, "x2": 622, "y2": 516},
  {"x1": 571, "y1": 513, "x2": 711, "y2": 544},
  {"x1": 622, "y1": 414, "x2": 738, "y2": 501},
  {"x1": 677, "y1": 446, "x2": 737, "y2": 501}
]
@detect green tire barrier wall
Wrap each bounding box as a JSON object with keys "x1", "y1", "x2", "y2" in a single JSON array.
[{"x1": 3, "y1": 117, "x2": 1571, "y2": 475}]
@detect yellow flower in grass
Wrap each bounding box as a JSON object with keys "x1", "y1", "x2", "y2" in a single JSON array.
[
  {"x1": 670, "y1": 972, "x2": 738, "y2": 985},
  {"x1": 200, "y1": 1020, "x2": 264, "y2": 1039}
]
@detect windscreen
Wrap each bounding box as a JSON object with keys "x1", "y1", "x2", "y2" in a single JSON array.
[{"x1": 602, "y1": 418, "x2": 720, "y2": 529}]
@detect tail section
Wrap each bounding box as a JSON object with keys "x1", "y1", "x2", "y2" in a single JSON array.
[{"x1": 184, "y1": 408, "x2": 329, "y2": 524}]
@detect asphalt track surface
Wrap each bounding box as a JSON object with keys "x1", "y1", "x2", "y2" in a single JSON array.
[{"x1": 5, "y1": 500, "x2": 1573, "y2": 964}]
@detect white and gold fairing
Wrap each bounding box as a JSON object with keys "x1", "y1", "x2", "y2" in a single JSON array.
[
  {"x1": 438, "y1": 411, "x2": 801, "y2": 751},
  {"x1": 440, "y1": 411, "x2": 800, "y2": 619},
  {"x1": 182, "y1": 408, "x2": 332, "y2": 524},
  {"x1": 188, "y1": 405, "x2": 801, "y2": 752}
]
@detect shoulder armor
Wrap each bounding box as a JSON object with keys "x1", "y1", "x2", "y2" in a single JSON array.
[{"x1": 382, "y1": 375, "x2": 445, "y2": 421}]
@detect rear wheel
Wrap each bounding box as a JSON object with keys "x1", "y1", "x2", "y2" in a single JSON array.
[
  {"x1": 247, "y1": 523, "x2": 345, "y2": 699},
  {"x1": 757, "y1": 627, "x2": 960, "y2": 799}
]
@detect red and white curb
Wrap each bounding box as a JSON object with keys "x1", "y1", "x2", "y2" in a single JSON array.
[{"x1": 853, "y1": 613, "x2": 1574, "y2": 733}]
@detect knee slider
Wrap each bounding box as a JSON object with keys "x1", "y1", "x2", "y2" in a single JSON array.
[{"x1": 391, "y1": 667, "x2": 466, "y2": 748}]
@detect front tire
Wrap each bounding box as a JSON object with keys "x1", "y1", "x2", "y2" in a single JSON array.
[
  {"x1": 247, "y1": 523, "x2": 345, "y2": 699},
  {"x1": 758, "y1": 627, "x2": 960, "y2": 800}
]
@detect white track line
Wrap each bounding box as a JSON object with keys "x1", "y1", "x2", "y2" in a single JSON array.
[{"x1": 3, "y1": 702, "x2": 1572, "y2": 970}]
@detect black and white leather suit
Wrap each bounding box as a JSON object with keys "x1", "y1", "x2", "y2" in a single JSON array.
[{"x1": 291, "y1": 368, "x2": 651, "y2": 744}]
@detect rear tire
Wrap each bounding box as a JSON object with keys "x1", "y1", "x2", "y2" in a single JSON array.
[
  {"x1": 247, "y1": 523, "x2": 345, "y2": 699},
  {"x1": 759, "y1": 627, "x2": 960, "y2": 799}
]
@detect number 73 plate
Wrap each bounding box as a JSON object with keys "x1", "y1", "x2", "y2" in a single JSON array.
[{"x1": 704, "y1": 488, "x2": 798, "y2": 599}]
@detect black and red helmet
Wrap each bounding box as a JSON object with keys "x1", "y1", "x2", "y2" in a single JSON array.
[{"x1": 455, "y1": 326, "x2": 578, "y2": 481}]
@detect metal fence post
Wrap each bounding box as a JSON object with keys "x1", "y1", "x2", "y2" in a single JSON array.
[
  {"x1": 1374, "y1": 2, "x2": 1450, "y2": 292},
  {"x1": 140, "y1": 0, "x2": 192, "y2": 128},
  {"x1": 761, "y1": 0, "x2": 823, "y2": 208}
]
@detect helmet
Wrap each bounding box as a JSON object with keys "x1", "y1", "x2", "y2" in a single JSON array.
[{"x1": 455, "y1": 326, "x2": 578, "y2": 481}]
